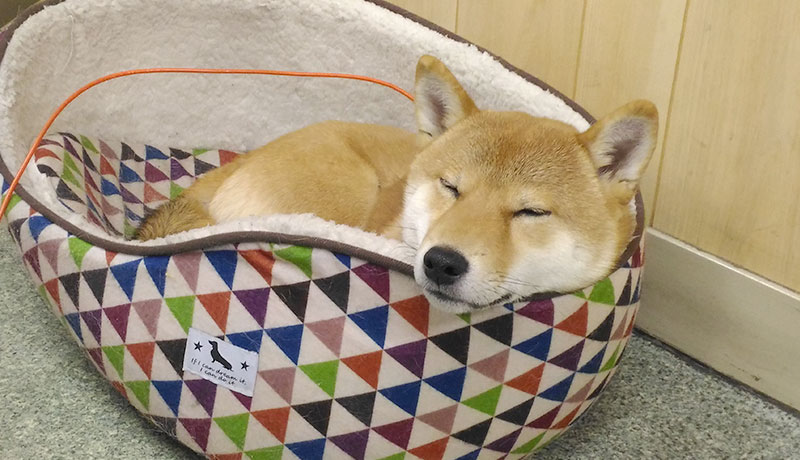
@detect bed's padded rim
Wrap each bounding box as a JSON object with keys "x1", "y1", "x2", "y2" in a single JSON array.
[{"x1": 0, "y1": 0, "x2": 642, "y2": 281}]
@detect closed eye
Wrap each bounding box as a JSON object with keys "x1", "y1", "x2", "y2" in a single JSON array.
[
  {"x1": 513, "y1": 208, "x2": 551, "y2": 218},
  {"x1": 439, "y1": 178, "x2": 460, "y2": 198}
]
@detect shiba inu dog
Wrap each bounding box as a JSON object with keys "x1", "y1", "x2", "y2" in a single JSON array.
[{"x1": 137, "y1": 56, "x2": 657, "y2": 313}]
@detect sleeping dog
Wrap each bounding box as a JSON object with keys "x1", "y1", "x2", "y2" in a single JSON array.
[{"x1": 137, "y1": 56, "x2": 657, "y2": 313}]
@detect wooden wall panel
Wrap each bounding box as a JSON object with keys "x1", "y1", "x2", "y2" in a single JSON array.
[
  {"x1": 574, "y1": 0, "x2": 687, "y2": 222},
  {"x1": 456, "y1": 0, "x2": 585, "y2": 97},
  {"x1": 653, "y1": 0, "x2": 800, "y2": 291},
  {"x1": 387, "y1": 0, "x2": 458, "y2": 31}
]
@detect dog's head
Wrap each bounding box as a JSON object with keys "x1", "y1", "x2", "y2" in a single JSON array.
[{"x1": 403, "y1": 56, "x2": 657, "y2": 313}]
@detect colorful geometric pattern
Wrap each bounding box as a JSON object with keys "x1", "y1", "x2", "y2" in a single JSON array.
[
  {"x1": 32, "y1": 133, "x2": 238, "y2": 239},
  {"x1": 1, "y1": 134, "x2": 644, "y2": 458}
]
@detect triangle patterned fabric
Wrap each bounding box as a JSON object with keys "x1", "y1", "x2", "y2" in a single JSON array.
[{"x1": 1, "y1": 134, "x2": 645, "y2": 458}]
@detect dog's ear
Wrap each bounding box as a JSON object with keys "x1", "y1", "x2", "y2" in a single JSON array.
[
  {"x1": 414, "y1": 55, "x2": 478, "y2": 138},
  {"x1": 578, "y1": 100, "x2": 658, "y2": 201}
]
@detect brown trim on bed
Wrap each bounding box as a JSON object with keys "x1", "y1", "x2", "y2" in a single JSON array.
[
  {"x1": 0, "y1": 0, "x2": 642, "y2": 294},
  {"x1": 622, "y1": 192, "x2": 645, "y2": 265},
  {"x1": 0, "y1": 0, "x2": 62, "y2": 54}
]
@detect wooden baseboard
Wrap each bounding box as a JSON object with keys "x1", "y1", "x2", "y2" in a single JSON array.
[{"x1": 637, "y1": 228, "x2": 800, "y2": 410}]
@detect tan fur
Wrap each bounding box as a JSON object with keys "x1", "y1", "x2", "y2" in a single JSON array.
[
  {"x1": 135, "y1": 197, "x2": 216, "y2": 241},
  {"x1": 137, "y1": 56, "x2": 657, "y2": 312},
  {"x1": 137, "y1": 122, "x2": 418, "y2": 240}
]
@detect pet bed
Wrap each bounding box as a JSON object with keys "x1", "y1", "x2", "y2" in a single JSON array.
[{"x1": 0, "y1": 0, "x2": 645, "y2": 458}]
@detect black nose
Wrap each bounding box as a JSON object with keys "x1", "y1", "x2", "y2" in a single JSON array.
[{"x1": 423, "y1": 246, "x2": 469, "y2": 285}]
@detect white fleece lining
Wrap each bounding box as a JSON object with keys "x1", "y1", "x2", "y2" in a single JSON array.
[{"x1": 0, "y1": 0, "x2": 590, "y2": 260}]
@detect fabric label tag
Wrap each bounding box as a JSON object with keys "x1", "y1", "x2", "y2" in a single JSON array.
[{"x1": 183, "y1": 328, "x2": 258, "y2": 396}]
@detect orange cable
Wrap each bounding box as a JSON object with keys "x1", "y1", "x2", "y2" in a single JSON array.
[{"x1": 0, "y1": 67, "x2": 414, "y2": 221}]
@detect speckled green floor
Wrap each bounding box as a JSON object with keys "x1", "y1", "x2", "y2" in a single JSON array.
[{"x1": 1, "y1": 228, "x2": 798, "y2": 459}]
